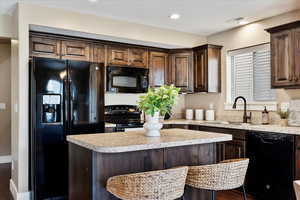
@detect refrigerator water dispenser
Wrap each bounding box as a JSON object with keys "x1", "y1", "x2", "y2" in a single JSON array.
[{"x1": 42, "y1": 94, "x2": 61, "y2": 123}]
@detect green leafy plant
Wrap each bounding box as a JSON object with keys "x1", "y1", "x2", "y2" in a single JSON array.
[
  {"x1": 137, "y1": 85, "x2": 180, "y2": 117},
  {"x1": 277, "y1": 110, "x2": 290, "y2": 119}
]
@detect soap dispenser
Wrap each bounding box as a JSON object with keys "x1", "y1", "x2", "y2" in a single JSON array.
[{"x1": 262, "y1": 106, "x2": 269, "y2": 125}]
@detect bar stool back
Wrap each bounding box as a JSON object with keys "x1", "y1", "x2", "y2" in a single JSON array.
[
  {"x1": 106, "y1": 166, "x2": 188, "y2": 200},
  {"x1": 186, "y1": 158, "x2": 249, "y2": 200},
  {"x1": 294, "y1": 180, "x2": 300, "y2": 200}
]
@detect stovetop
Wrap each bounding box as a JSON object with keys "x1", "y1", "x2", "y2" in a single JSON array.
[{"x1": 105, "y1": 105, "x2": 143, "y2": 128}]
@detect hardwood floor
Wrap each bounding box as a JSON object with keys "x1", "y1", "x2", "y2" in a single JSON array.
[
  {"x1": 0, "y1": 163, "x2": 13, "y2": 200},
  {"x1": 217, "y1": 190, "x2": 254, "y2": 200}
]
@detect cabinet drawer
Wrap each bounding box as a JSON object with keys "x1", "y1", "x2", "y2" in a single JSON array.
[
  {"x1": 30, "y1": 36, "x2": 61, "y2": 59},
  {"x1": 61, "y1": 40, "x2": 91, "y2": 61}
]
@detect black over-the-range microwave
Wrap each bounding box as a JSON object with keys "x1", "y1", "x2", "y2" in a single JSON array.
[{"x1": 106, "y1": 66, "x2": 149, "y2": 93}]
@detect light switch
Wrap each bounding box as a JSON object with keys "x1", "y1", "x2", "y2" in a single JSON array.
[{"x1": 0, "y1": 103, "x2": 6, "y2": 110}]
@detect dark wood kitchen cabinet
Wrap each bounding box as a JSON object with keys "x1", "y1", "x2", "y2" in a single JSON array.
[
  {"x1": 129, "y1": 48, "x2": 148, "y2": 68},
  {"x1": 196, "y1": 126, "x2": 246, "y2": 162},
  {"x1": 194, "y1": 48, "x2": 208, "y2": 92},
  {"x1": 270, "y1": 30, "x2": 294, "y2": 87},
  {"x1": 169, "y1": 50, "x2": 194, "y2": 92},
  {"x1": 61, "y1": 40, "x2": 92, "y2": 61},
  {"x1": 193, "y1": 44, "x2": 222, "y2": 93},
  {"x1": 148, "y1": 51, "x2": 169, "y2": 87},
  {"x1": 107, "y1": 45, "x2": 129, "y2": 66},
  {"x1": 267, "y1": 20, "x2": 300, "y2": 88},
  {"x1": 92, "y1": 44, "x2": 106, "y2": 63},
  {"x1": 30, "y1": 35, "x2": 61, "y2": 59}
]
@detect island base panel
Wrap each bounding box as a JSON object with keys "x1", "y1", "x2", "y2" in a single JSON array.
[{"x1": 69, "y1": 143, "x2": 216, "y2": 200}]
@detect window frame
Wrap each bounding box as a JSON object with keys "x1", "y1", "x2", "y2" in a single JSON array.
[{"x1": 225, "y1": 43, "x2": 277, "y2": 111}]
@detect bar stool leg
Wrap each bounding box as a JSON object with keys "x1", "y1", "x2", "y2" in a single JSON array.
[
  {"x1": 181, "y1": 195, "x2": 185, "y2": 200},
  {"x1": 242, "y1": 185, "x2": 247, "y2": 200}
]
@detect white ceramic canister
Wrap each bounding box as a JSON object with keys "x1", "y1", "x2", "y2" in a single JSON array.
[
  {"x1": 186, "y1": 109, "x2": 194, "y2": 120},
  {"x1": 195, "y1": 109, "x2": 204, "y2": 121},
  {"x1": 205, "y1": 104, "x2": 215, "y2": 121},
  {"x1": 205, "y1": 110, "x2": 215, "y2": 121}
]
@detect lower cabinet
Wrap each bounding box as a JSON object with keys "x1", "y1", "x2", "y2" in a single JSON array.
[
  {"x1": 196, "y1": 126, "x2": 247, "y2": 162},
  {"x1": 164, "y1": 124, "x2": 299, "y2": 200}
]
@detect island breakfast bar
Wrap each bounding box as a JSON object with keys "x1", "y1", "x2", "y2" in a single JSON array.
[{"x1": 67, "y1": 128, "x2": 232, "y2": 200}]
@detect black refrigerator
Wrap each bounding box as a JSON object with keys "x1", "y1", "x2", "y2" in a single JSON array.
[{"x1": 29, "y1": 57, "x2": 105, "y2": 200}]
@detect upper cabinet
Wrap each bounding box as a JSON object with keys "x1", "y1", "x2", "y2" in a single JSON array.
[
  {"x1": 129, "y1": 48, "x2": 148, "y2": 68},
  {"x1": 193, "y1": 45, "x2": 222, "y2": 93},
  {"x1": 107, "y1": 45, "x2": 129, "y2": 66},
  {"x1": 61, "y1": 40, "x2": 91, "y2": 61},
  {"x1": 30, "y1": 32, "x2": 223, "y2": 93},
  {"x1": 107, "y1": 45, "x2": 148, "y2": 68},
  {"x1": 92, "y1": 44, "x2": 106, "y2": 64},
  {"x1": 30, "y1": 35, "x2": 61, "y2": 59},
  {"x1": 266, "y1": 21, "x2": 300, "y2": 88},
  {"x1": 169, "y1": 50, "x2": 193, "y2": 93},
  {"x1": 148, "y1": 51, "x2": 169, "y2": 87}
]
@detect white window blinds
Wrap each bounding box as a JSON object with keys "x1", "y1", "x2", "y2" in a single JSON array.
[{"x1": 229, "y1": 44, "x2": 276, "y2": 102}]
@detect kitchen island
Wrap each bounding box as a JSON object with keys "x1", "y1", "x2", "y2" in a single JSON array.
[{"x1": 67, "y1": 128, "x2": 232, "y2": 200}]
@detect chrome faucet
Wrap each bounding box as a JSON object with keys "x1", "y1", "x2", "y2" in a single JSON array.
[{"x1": 232, "y1": 96, "x2": 252, "y2": 123}]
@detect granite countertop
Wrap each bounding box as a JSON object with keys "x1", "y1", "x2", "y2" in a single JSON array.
[
  {"x1": 67, "y1": 128, "x2": 232, "y2": 153},
  {"x1": 164, "y1": 119, "x2": 300, "y2": 135}
]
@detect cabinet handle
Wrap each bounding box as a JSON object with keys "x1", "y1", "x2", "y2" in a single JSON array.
[{"x1": 238, "y1": 147, "x2": 241, "y2": 158}]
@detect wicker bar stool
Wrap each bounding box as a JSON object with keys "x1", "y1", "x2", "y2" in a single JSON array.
[
  {"x1": 106, "y1": 166, "x2": 188, "y2": 200},
  {"x1": 294, "y1": 180, "x2": 300, "y2": 200},
  {"x1": 186, "y1": 158, "x2": 249, "y2": 200}
]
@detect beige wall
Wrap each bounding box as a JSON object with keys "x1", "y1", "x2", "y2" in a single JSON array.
[
  {"x1": 186, "y1": 9, "x2": 300, "y2": 122},
  {"x1": 12, "y1": 2, "x2": 207, "y2": 193},
  {"x1": 0, "y1": 42, "x2": 11, "y2": 156},
  {"x1": 0, "y1": 14, "x2": 14, "y2": 38}
]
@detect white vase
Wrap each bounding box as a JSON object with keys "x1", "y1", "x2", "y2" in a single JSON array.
[{"x1": 143, "y1": 112, "x2": 163, "y2": 137}]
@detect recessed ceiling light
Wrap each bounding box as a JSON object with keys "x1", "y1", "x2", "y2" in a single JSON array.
[
  {"x1": 88, "y1": 0, "x2": 98, "y2": 2},
  {"x1": 235, "y1": 17, "x2": 249, "y2": 25},
  {"x1": 169, "y1": 13, "x2": 181, "y2": 20}
]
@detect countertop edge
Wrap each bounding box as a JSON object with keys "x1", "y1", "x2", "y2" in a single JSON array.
[{"x1": 67, "y1": 133, "x2": 232, "y2": 153}]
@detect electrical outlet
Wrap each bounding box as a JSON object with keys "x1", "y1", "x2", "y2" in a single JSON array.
[{"x1": 0, "y1": 103, "x2": 6, "y2": 110}]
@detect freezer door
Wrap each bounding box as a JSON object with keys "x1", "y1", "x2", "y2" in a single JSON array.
[
  {"x1": 68, "y1": 60, "x2": 105, "y2": 134},
  {"x1": 30, "y1": 57, "x2": 68, "y2": 200}
]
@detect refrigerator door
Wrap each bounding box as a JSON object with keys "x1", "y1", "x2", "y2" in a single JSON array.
[
  {"x1": 67, "y1": 60, "x2": 105, "y2": 134},
  {"x1": 30, "y1": 57, "x2": 68, "y2": 200}
]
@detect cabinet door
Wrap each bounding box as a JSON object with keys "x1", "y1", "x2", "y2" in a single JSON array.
[
  {"x1": 92, "y1": 44, "x2": 106, "y2": 63},
  {"x1": 224, "y1": 139, "x2": 246, "y2": 160},
  {"x1": 30, "y1": 36, "x2": 61, "y2": 59},
  {"x1": 107, "y1": 45, "x2": 129, "y2": 66},
  {"x1": 294, "y1": 28, "x2": 300, "y2": 85},
  {"x1": 194, "y1": 49, "x2": 208, "y2": 92},
  {"x1": 149, "y1": 51, "x2": 168, "y2": 87},
  {"x1": 129, "y1": 48, "x2": 148, "y2": 68},
  {"x1": 61, "y1": 40, "x2": 91, "y2": 61},
  {"x1": 271, "y1": 30, "x2": 294, "y2": 87},
  {"x1": 171, "y1": 52, "x2": 193, "y2": 92}
]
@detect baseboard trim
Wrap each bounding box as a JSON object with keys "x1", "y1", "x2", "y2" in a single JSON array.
[
  {"x1": 0, "y1": 155, "x2": 11, "y2": 164},
  {"x1": 10, "y1": 179, "x2": 31, "y2": 200}
]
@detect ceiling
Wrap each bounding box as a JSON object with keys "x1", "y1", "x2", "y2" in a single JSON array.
[{"x1": 1, "y1": 0, "x2": 300, "y2": 36}]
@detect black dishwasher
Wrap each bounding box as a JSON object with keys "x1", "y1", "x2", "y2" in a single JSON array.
[{"x1": 247, "y1": 131, "x2": 295, "y2": 200}]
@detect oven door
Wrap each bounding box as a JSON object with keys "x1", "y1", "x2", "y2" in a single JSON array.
[{"x1": 107, "y1": 66, "x2": 149, "y2": 93}]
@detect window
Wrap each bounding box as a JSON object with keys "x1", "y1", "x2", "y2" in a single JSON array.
[{"x1": 226, "y1": 44, "x2": 276, "y2": 110}]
